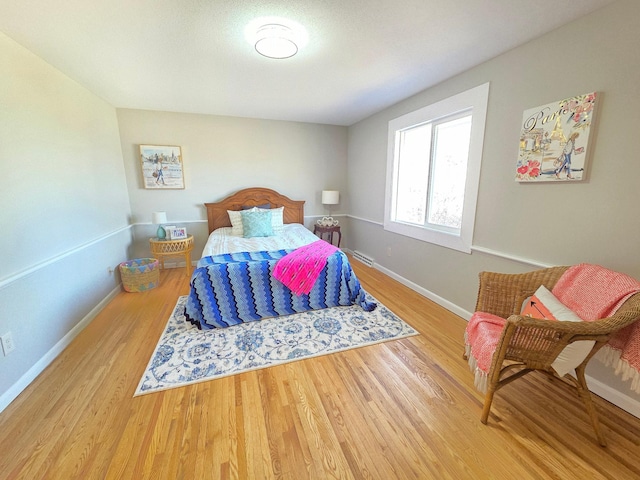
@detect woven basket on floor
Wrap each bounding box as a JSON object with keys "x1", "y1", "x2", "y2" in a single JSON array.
[{"x1": 119, "y1": 258, "x2": 160, "y2": 292}]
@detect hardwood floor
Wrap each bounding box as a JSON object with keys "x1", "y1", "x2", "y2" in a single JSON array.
[{"x1": 2, "y1": 260, "x2": 640, "y2": 479}]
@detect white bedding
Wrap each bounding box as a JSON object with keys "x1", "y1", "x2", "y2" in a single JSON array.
[{"x1": 201, "y1": 223, "x2": 318, "y2": 258}]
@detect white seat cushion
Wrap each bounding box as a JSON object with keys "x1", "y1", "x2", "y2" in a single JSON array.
[{"x1": 521, "y1": 285, "x2": 595, "y2": 377}]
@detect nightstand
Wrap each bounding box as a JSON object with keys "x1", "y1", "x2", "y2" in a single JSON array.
[
  {"x1": 149, "y1": 235, "x2": 194, "y2": 276},
  {"x1": 313, "y1": 224, "x2": 342, "y2": 248}
]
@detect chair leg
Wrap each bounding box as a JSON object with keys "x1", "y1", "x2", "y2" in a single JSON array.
[
  {"x1": 481, "y1": 387, "x2": 496, "y2": 424},
  {"x1": 575, "y1": 365, "x2": 607, "y2": 447}
]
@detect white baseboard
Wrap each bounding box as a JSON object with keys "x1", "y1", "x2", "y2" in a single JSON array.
[
  {"x1": 372, "y1": 262, "x2": 474, "y2": 320},
  {"x1": 0, "y1": 284, "x2": 122, "y2": 413},
  {"x1": 586, "y1": 375, "x2": 640, "y2": 419},
  {"x1": 159, "y1": 260, "x2": 197, "y2": 268},
  {"x1": 349, "y1": 251, "x2": 640, "y2": 419}
]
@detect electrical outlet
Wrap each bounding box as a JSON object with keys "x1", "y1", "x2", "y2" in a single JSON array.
[{"x1": 1, "y1": 332, "x2": 16, "y2": 356}]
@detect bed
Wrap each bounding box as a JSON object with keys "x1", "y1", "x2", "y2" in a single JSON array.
[{"x1": 184, "y1": 187, "x2": 375, "y2": 329}]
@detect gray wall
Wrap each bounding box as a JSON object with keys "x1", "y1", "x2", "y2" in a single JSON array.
[
  {"x1": 347, "y1": 0, "x2": 640, "y2": 410},
  {"x1": 0, "y1": 32, "x2": 132, "y2": 409},
  {"x1": 116, "y1": 109, "x2": 349, "y2": 260}
]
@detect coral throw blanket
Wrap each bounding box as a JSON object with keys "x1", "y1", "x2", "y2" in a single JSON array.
[
  {"x1": 273, "y1": 240, "x2": 339, "y2": 295},
  {"x1": 552, "y1": 264, "x2": 640, "y2": 393},
  {"x1": 465, "y1": 264, "x2": 640, "y2": 393}
]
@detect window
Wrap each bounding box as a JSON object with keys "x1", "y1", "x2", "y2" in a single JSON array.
[{"x1": 384, "y1": 83, "x2": 489, "y2": 253}]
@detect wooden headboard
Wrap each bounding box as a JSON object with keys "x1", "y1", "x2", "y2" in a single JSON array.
[{"x1": 205, "y1": 187, "x2": 305, "y2": 233}]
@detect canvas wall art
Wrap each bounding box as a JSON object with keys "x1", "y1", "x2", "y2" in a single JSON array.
[
  {"x1": 140, "y1": 145, "x2": 185, "y2": 189},
  {"x1": 515, "y1": 92, "x2": 597, "y2": 182}
]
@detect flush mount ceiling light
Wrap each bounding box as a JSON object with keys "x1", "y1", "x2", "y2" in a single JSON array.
[
  {"x1": 255, "y1": 24, "x2": 297, "y2": 59},
  {"x1": 245, "y1": 17, "x2": 308, "y2": 60}
]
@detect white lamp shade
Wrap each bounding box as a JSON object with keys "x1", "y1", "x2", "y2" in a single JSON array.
[
  {"x1": 322, "y1": 190, "x2": 339, "y2": 205},
  {"x1": 152, "y1": 211, "x2": 168, "y2": 224}
]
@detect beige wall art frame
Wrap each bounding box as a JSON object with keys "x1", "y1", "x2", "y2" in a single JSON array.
[
  {"x1": 516, "y1": 92, "x2": 597, "y2": 182},
  {"x1": 140, "y1": 144, "x2": 185, "y2": 189}
]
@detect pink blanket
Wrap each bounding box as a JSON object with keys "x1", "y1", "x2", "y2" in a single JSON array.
[
  {"x1": 464, "y1": 311, "x2": 506, "y2": 393},
  {"x1": 552, "y1": 264, "x2": 640, "y2": 392},
  {"x1": 465, "y1": 264, "x2": 640, "y2": 393},
  {"x1": 273, "y1": 240, "x2": 339, "y2": 295}
]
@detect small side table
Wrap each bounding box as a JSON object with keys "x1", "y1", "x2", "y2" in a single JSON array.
[
  {"x1": 313, "y1": 224, "x2": 341, "y2": 248},
  {"x1": 149, "y1": 235, "x2": 194, "y2": 276}
]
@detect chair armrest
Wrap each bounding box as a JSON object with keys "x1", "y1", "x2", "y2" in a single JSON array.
[
  {"x1": 475, "y1": 267, "x2": 569, "y2": 319},
  {"x1": 507, "y1": 290, "x2": 640, "y2": 337},
  {"x1": 490, "y1": 314, "x2": 600, "y2": 370},
  {"x1": 507, "y1": 314, "x2": 613, "y2": 337}
]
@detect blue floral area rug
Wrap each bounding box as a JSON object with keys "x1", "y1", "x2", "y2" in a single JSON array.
[{"x1": 135, "y1": 294, "x2": 418, "y2": 396}]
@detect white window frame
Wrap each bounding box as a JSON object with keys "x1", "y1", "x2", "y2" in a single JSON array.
[{"x1": 384, "y1": 82, "x2": 490, "y2": 253}]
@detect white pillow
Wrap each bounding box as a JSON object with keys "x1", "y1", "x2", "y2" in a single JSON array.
[
  {"x1": 271, "y1": 206, "x2": 284, "y2": 231},
  {"x1": 227, "y1": 210, "x2": 244, "y2": 236},
  {"x1": 521, "y1": 285, "x2": 595, "y2": 377}
]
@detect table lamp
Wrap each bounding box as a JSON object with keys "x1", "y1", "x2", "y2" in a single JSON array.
[
  {"x1": 321, "y1": 190, "x2": 340, "y2": 226},
  {"x1": 152, "y1": 211, "x2": 168, "y2": 240}
]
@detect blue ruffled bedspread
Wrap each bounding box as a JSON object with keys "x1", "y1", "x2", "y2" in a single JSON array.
[{"x1": 184, "y1": 249, "x2": 376, "y2": 329}]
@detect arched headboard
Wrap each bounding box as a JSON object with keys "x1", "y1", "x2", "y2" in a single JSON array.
[{"x1": 204, "y1": 187, "x2": 305, "y2": 234}]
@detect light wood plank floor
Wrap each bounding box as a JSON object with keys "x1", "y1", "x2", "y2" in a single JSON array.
[{"x1": 2, "y1": 261, "x2": 640, "y2": 479}]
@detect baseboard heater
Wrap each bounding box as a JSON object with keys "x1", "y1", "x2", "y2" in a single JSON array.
[{"x1": 352, "y1": 250, "x2": 375, "y2": 267}]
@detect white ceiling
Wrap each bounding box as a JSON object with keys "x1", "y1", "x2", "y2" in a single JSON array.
[{"x1": 1, "y1": 0, "x2": 616, "y2": 126}]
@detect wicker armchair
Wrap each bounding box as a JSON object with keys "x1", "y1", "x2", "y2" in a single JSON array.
[{"x1": 465, "y1": 266, "x2": 640, "y2": 446}]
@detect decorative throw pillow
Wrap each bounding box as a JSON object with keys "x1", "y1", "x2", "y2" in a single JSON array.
[
  {"x1": 241, "y1": 209, "x2": 274, "y2": 238},
  {"x1": 520, "y1": 285, "x2": 595, "y2": 377},
  {"x1": 227, "y1": 210, "x2": 244, "y2": 236},
  {"x1": 229, "y1": 206, "x2": 281, "y2": 235},
  {"x1": 270, "y1": 206, "x2": 284, "y2": 231}
]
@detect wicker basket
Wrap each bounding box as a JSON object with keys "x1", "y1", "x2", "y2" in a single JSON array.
[{"x1": 119, "y1": 258, "x2": 160, "y2": 292}]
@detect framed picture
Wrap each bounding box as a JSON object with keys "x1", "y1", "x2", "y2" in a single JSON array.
[
  {"x1": 170, "y1": 227, "x2": 187, "y2": 240},
  {"x1": 163, "y1": 225, "x2": 176, "y2": 238},
  {"x1": 140, "y1": 145, "x2": 185, "y2": 189},
  {"x1": 515, "y1": 92, "x2": 598, "y2": 182}
]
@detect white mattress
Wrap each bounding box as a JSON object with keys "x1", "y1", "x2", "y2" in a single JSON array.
[{"x1": 201, "y1": 223, "x2": 318, "y2": 258}]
